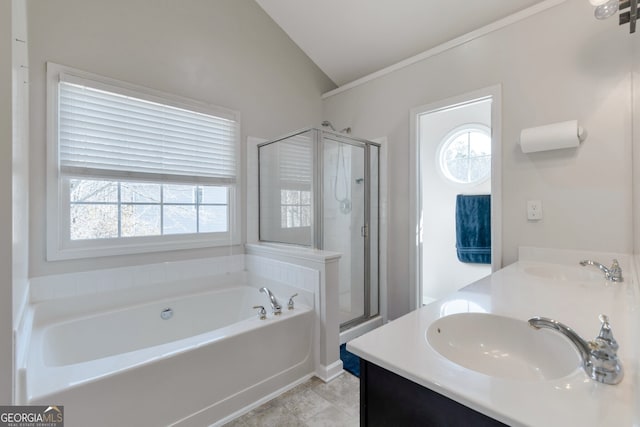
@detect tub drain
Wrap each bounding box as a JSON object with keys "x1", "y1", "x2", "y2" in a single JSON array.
[{"x1": 160, "y1": 308, "x2": 173, "y2": 320}]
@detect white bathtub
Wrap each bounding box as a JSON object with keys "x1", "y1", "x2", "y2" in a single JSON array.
[{"x1": 26, "y1": 285, "x2": 314, "y2": 426}]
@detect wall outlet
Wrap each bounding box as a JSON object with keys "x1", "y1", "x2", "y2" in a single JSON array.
[{"x1": 527, "y1": 200, "x2": 543, "y2": 221}]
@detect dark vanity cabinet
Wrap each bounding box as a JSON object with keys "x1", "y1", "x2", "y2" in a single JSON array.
[{"x1": 359, "y1": 360, "x2": 509, "y2": 427}]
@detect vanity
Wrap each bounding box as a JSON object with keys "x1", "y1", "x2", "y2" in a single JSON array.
[{"x1": 348, "y1": 250, "x2": 639, "y2": 426}]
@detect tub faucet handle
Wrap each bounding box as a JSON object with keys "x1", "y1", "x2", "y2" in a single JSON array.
[
  {"x1": 288, "y1": 293, "x2": 298, "y2": 310},
  {"x1": 253, "y1": 305, "x2": 267, "y2": 320}
]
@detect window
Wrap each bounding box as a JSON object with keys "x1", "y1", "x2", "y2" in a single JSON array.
[
  {"x1": 69, "y1": 180, "x2": 228, "y2": 239},
  {"x1": 280, "y1": 189, "x2": 311, "y2": 228},
  {"x1": 278, "y1": 137, "x2": 312, "y2": 229},
  {"x1": 47, "y1": 63, "x2": 241, "y2": 260},
  {"x1": 437, "y1": 124, "x2": 491, "y2": 185}
]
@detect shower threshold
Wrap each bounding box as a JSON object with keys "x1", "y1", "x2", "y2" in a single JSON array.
[{"x1": 339, "y1": 315, "x2": 383, "y2": 345}]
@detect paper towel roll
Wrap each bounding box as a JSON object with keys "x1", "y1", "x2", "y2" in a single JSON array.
[{"x1": 520, "y1": 120, "x2": 584, "y2": 153}]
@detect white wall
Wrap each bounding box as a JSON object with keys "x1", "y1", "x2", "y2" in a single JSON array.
[
  {"x1": 27, "y1": 0, "x2": 335, "y2": 277},
  {"x1": 0, "y1": 0, "x2": 29, "y2": 405},
  {"x1": 0, "y1": 0, "x2": 13, "y2": 405},
  {"x1": 11, "y1": 0, "x2": 30, "y2": 405},
  {"x1": 420, "y1": 100, "x2": 491, "y2": 303},
  {"x1": 323, "y1": 0, "x2": 635, "y2": 319},
  {"x1": 634, "y1": 32, "x2": 640, "y2": 256},
  {"x1": 12, "y1": 0, "x2": 29, "y2": 342},
  {"x1": 633, "y1": 31, "x2": 640, "y2": 426}
]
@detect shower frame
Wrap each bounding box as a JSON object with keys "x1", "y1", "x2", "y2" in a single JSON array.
[{"x1": 257, "y1": 127, "x2": 381, "y2": 329}]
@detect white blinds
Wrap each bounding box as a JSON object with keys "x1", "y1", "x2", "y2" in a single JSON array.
[
  {"x1": 58, "y1": 77, "x2": 238, "y2": 184},
  {"x1": 278, "y1": 135, "x2": 312, "y2": 185}
]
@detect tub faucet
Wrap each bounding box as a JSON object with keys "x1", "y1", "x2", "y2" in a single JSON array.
[
  {"x1": 579, "y1": 259, "x2": 623, "y2": 282},
  {"x1": 528, "y1": 314, "x2": 623, "y2": 385},
  {"x1": 259, "y1": 287, "x2": 282, "y2": 315}
]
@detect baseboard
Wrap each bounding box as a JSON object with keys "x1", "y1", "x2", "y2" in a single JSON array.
[{"x1": 316, "y1": 360, "x2": 344, "y2": 383}]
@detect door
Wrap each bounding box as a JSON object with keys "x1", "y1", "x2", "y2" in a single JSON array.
[
  {"x1": 410, "y1": 86, "x2": 502, "y2": 309},
  {"x1": 321, "y1": 136, "x2": 367, "y2": 327}
]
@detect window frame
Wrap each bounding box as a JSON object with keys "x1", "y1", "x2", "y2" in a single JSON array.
[{"x1": 46, "y1": 63, "x2": 242, "y2": 260}]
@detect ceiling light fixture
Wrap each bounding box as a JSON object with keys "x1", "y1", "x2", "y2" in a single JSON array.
[
  {"x1": 589, "y1": 0, "x2": 638, "y2": 32},
  {"x1": 590, "y1": 0, "x2": 619, "y2": 19}
]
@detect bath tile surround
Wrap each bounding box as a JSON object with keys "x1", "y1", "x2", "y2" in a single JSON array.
[
  {"x1": 24, "y1": 253, "x2": 321, "y2": 329},
  {"x1": 31, "y1": 255, "x2": 267, "y2": 302}
]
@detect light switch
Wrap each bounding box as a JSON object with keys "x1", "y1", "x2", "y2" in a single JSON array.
[{"x1": 527, "y1": 200, "x2": 543, "y2": 221}]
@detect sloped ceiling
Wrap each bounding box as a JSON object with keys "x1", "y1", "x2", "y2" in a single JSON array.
[{"x1": 256, "y1": 0, "x2": 549, "y2": 86}]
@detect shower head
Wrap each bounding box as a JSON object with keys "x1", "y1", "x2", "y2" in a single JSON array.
[
  {"x1": 321, "y1": 120, "x2": 336, "y2": 131},
  {"x1": 321, "y1": 120, "x2": 351, "y2": 134}
]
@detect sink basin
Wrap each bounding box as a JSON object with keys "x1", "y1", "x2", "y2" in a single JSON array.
[
  {"x1": 426, "y1": 313, "x2": 580, "y2": 381},
  {"x1": 522, "y1": 263, "x2": 602, "y2": 282}
]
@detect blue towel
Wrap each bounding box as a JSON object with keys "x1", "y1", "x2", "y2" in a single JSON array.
[
  {"x1": 340, "y1": 343, "x2": 360, "y2": 377},
  {"x1": 455, "y1": 194, "x2": 491, "y2": 264}
]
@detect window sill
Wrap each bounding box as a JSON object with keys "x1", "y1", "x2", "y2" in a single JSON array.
[{"x1": 47, "y1": 234, "x2": 241, "y2": 261}]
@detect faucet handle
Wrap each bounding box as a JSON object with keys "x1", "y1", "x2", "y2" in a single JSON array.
[
  {"x1": 598, "y1": 313, "x2": 609, "y2": 325},
  {"x1": 595, "y1": 314, "x2": 619, "y2": 350},
  {"x1": 288, "y1": 293, "x2": 298, "y2": 310},
  {"x1": 588, "y1": 313, "x2": 623, "y2": 384},
  {"x1": 253, "y1": 305, "x2": 267, "y2": 320},
  {"x1": 609, "y1": 259, "x2": 624, "y2": 282}
]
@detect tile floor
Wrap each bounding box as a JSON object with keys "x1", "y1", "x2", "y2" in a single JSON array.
[{"x1": 224, "y1": 371, "x2": 360, "y2": 427}]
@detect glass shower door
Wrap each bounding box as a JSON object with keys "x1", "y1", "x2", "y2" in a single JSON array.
[{"x1": 322, "y1": 137, "x2": 366, "y2": 327}]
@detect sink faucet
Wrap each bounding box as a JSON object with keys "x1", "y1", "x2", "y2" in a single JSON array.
[
  {"x1": 260, "y1": 287, "x2": 282, "y2": 315},
  {"x1": 528, "y1": 314, "x2": 623, "y2": 385},
  {"x1": 579, "y1": 259, "x2": 623, "y2": 282}
]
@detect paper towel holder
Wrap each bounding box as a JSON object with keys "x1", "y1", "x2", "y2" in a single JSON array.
[
  {"x1": 577, "y1": 126, "x2": 588, "y2": 143},
  {"x1": 519, "y1": 120, "x2": 587, "y2": 154}
]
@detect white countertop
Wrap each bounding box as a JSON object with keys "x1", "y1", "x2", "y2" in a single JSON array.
[{"x1": 347, "y1": 259, "x2": 640, "y2": 427}]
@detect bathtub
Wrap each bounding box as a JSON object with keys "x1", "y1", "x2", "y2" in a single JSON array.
[{"x1": 26, "y1": 284, "x2": 314, "y2": 426}]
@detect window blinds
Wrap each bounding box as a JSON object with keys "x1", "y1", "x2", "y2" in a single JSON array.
[
  {"x1": 278, "y1": 135, "x2": 312, "y2": 185},
  {"x1": 58, "y1": 76, "x2": 238, "y2": 185}
]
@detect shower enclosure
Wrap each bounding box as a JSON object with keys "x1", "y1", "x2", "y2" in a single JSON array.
[{"x1": 258, "y1": 128, "x2": 380, "y2": 330}]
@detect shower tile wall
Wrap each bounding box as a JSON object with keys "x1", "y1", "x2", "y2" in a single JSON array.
[{"x1": 245, "y1": 254, "x2": 319, "y2": 309}]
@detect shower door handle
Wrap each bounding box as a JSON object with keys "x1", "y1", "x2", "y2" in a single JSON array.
[{"x1": 361, "y1": 224, "x2": 368, "y2": 238}]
